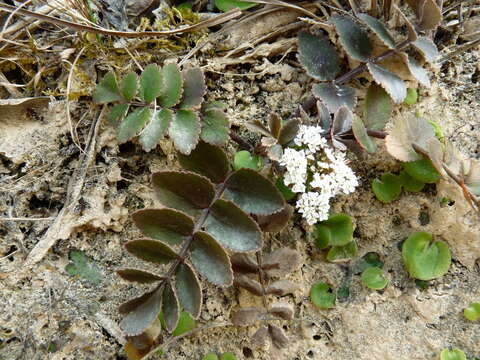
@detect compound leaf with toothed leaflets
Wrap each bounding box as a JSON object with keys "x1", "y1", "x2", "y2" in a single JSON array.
[
  {"x1": 120, "y1": 288, "x2": 163, "y2": 336},
  {"x1": 372, "y1": 173, "x2": 403, "y2": 203},
  {"x1": 297, "y1": 31, "x2": 340, "y2": 81},
  {"x1": 265, "y1": 280, "x2": 299, "y2": 296},
  {"x1": 158, "y1": 63, "x2": 183, "y2": 108},
  {"x1": 178, "y1": 141, "x2": 230, "y2": 184},
  {"x1": 140, "y1": 64, "x2": 163, "y2": 103},
  {"x1": 151, "y1": 171, "x2": 215, "y2": 215},
  {"x1": 120, "y1": 72, "x2": 138, "y2": 101},
  {"x1": 175, "y1": 263, "x2": 202, "y2": 319},
  {"x1": 404, "y1": 55, "x2": 431, "y2": 88},
  {"x1": 169, "y1": 109, "x2": 201, "y2": 155},
  {"x1": 367, "y1": 63, "x2": 406, "y2": 104},
  {"x1": 132, "y1": 208, "x2": 194, "y2": 246},
  {"x1": 200, "y1": 108, "x2": 230, "y2": 146},
  {"x1": 117, "y1": 269, "x2": 165, "y2": 284},
  {"x1": 224, "y1": 168, "x2": 285, "y2": 216},
  {"x1": 364, "y1": 83, "x2": 392, "y2": 131},
  {"x1": 358, "y1": 13, "x2": 395, "y2": 49},
  {"x1": 139, "y1": 108, "x2": 173, "y2": 152},
  {"x1": 312, "y1": 83, "x2": 356, "y2": 114},
  {"x1": 162, "y1": 281, "x2": 180, "y2": 333},
  {"x1": 179, "y1": 68, "x2": 206, "y2": 109},
  {"x1": 332, "y1": 15, "x2": 373, "y2": 62},
  {"x1": 402, "y1": 231, "x2": 451, "y2": 281},
  {"x1": 93, "y1": 71, "x2": 122, "y2": 104},
  {"x1": 412, "y1": 37, "x2": 439, "y2": 63},
  {"x1": 124, "y1": 239, "x2": 178, "y2": 265},
  {"x1": 385, "y1": 116, "x2": 436, "y2": 162},
  {"x1": 118, "y1": 107, "x2": 151, "y2": 143},
  {"x1": 108, "y1": 103, "x2": 129, "y2": 125},
  {"x1": 269, "y1": 302, "x2": 294, "y2": 320},
  {"x1": 204, "y1": 199, "x2": 262, "y2": 253},
  {"x1": 352, "y1": 115, "x2": 376, "y2": 153},
  {"x1": 191, "y1": 231, "x2": 233, "y2": 286}
]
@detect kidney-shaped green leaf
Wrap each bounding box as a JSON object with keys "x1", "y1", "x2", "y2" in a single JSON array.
[
  {"x1": 178, "y1": 141, "x2": 230, "y2": 184},
  {"x1": 440, "y1": 349, "x2": 466, "y2": 360},
  {"x1": 402, "y1": 157, "x2": 440, "y2": 183},
  {"x1": 162, "y1": 281, "x2": 180, "y2": 333},
  {"x1": 372, "y1": 173, "x2": 403, "y2": 203},
  {"x1": 169, "y1": 109, "x2": 201, "y2": 155},
  {"x1": 463, "y1": 302, "x2": 480, "y2": 322},
  {"x1": 190, "y1": 231, "x2": 233, "y2": 286},
  {"x1": 204, "y1": 199, "x2": 262, "y2": 252},
  {"x1": 313, "y1": 213, "x2": 353, "y2": 248},
  {"x1": 361, "y1": 267, "x2": 388, "y2": 290},
  {"x1": 151, "y1": 171, "x2": 215, "y2": 215},
  {"x1": 175, "y1": 262, "x2": 202, "y2": 319},
  {"x1": 312, "y1": 83, "x2": 356, "y2": 114},
  {"x1": 297, "y1": 31, "x2": 340, "y2": 81},
  {"x1": 93, "y1": 71, "x2": 122, "y2": 104},
  {"x1": 132, "y1": 208, "x2": 194, "y2": 246},
  {"x1": 224, "y1": 168, "x2": 285, "y2": 216},
  {"x1": 125, "y1": 239, "x2": 178, "y2": 264},
  {"x1": 119, "y1": 288, "x2": 163, "y2": 336},
  {"x1": 402, "y1": 231, "x2": 451, "y2": 280},
  {"x1": 310, "y1": 282, "x2": 336, "y2": 309},
  {"x1": 332, "y1": 15, "x2": 373, "y2": 62},
  {"x1": 326, "y1": 240, "x2": 358, "y2": 262}
]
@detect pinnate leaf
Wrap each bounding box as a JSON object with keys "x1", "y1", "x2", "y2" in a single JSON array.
[
  {"x1": 297, "y1": 31, "x2": 340, "y2": 81},
  {"x1": 120, "y1": 72, "x2": 138, "y2": 101},
  {"x1": 120, "y1": 288, "x2": 163, "y2": 336},
  {"x1": 358, "y1": 13, "x2": 395, "y2": 49},
  {"x1": 132, "y1": 208, "x2": 194, "y2": 246},
  {"x1": 118, "y1": 107, "x2": 151, "y2": 143},
  {"x1": 231, "y1": 307, "x2": 265, "y2": 326},
  {"x1": 108, "y1": 103, "x2": 128, "y2": 125},
  {"x1": 204, "y1": 199, "x2": 262, "y2": 252},
  {"x1": 256, "y1": 204, "x2": 293, "y2": 233},
  {"x1": 413, "y1": 37, "x2": 439, "y2": 63},
  {"x1": 152, "y1": 171, "x2": 215, "y2": 215},
  {"x1": 178, "y1": 141, "x2": 229, "y2": 184},
  {"x1": 312, "y1": 83, "x2": 356, "y2": 113},
  {"x1": 269, "y1": 302, "x2": 294, "y2": 320},
  {"x1": 372, "y1": 173, "x2": 403, "y2": 203},
  {"x1": 175, "y1": 263, "x2": 202, "y2": 319},
  {"x1": 125, "y1": 239, "x2": 178, "y2": 264},
  {"x1": 200, "y1": 108, "x2": 229, "y2": 146},
  {"x1": 262, "y1": 248, "x2": 301, "y2": 277},
  {"x1": 169, "y1": 109, "x2": 201, "y2": 155},
  {"x1": 268, "y1": 324, "x2": 289, "y2": 349},
  {"x1": 179, "y1": 68, "x2": 206, "y2": 109},
  {"x1": 404, "y1": 55, "x2": 431, "y2": 88},
  {"x1": 402, "y1": 232, "x2": 451, "y2": 280},
  {"x1": 234, "y1": 274, "x2": 263, "y2": 296},
  {"x1": 367, "y1": 63, "x2": 406, "y2": 104},
  {"x1": 268, "y1": 113, "x2": 282, "y2": 138},
  {"x1": 332, "y1": 15, "x2": 373, "y2": 62},
  {"x1": 224, "y1": 168, "x2": 285, "y2": 216},
  {"x1": 385, "y1": 115, "x2": 436, "y2": 162},
  {"x1": 117, "y1": 269, "x2": 165, "y2": 283},
  {"x1": 265, "y1": 280, "x2": 299, "y2": 296},
  {"x1": 139, "y1": 108, "x2": 172, "y2": 152},
  {"x1": 313, "y1": 213, "x2": 353, "y2": 248},
  {"x1": 230, "y1": 253, "x2": 258, "y2": 274},
  {"x1": 191, "y1": 231, "x2": 233, "y2": 286},
  {"x1": 159, "y1": 63, "x2": 183, "y2": 108},
  {"x1": 93, "y1": 71, "x2": 122, "y2": 104},
  {"x1": 162, "y1": 281, "x2": 180, "y2": 332},
  {"x1": 140, "y1": 64, "x2": 162, "y2": 103},
  {"x1": 364, "y1": 83, "x2": 392, "y2": 131}
]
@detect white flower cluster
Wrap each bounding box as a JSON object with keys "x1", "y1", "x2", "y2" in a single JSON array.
[{"x1": 280, "y1": 125, "x2": 359, "y2": 225}]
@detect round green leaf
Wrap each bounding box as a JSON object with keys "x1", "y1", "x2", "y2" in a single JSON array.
[
  {"x1": 190, "y1": 231, "x2": 233, "y2": 286},
  {"x1": 326, "y1": 240, "x2": 358, "y2": 262},
  {"x1": 132, "y1": 208, "x2": 194, "y2": 246},
  {"x1": 354, "y1": 252, "x2": 383, "y2": 274},
  {"x1": 140, "y1": 64, "x2": 163, "y2": 103},
  {"x1": 440, "y1": 349, "x2": 467, "y2": 360},
  {"x1": 159, "y1": 63, "x2": 183, "y2": 108},
  {"x1": 202, "y1": 353, "x2": 219, "y2": 360},
  {"x1": 402, "y1": 232, "x2": 451, "y2": 280},
  {"x1": 204, "y1": 199, "x2": 262, "y2": 253},
  {"x1": 220, "y1": 352, "x2": 237, "y2": 360},
  {"x1": 172, "y1": 311, "x2": 196, "y2": 337},
  {"x1": 215, "y1": 0, "x2": 257, "y2": 12},
  {"x1": 297, "y1": 31, "x2": 340, "y2": 81},
  {"x1": 93, "y1": 71, "x2": 122, "y2": 104},
  {"x1": 402, "y1": 158, "x2": 440, "y2": 183},
  {"x1": 233, "y1": 151, "x2": 262, "y2": 171},
  {"x1": 399, "y1": 170, "x2": 425, "y2": 192},
  {"x1": 224, "y1": 168, "x2": 285, "y2": 216},
  {"x1": 310, "y1": 282, "x2": 336, "y2": 309},
  {"x1": 118, "y1": 106, "x2": 151, "y2": 143},
  {"x1": 169, "y1": 109, "x2": 201, "y2": 155},
  {"x1": 361, "y1": 267, "x2": 388, "y2": 290},
  {"x1": 463, "y1": 302, "x2": 480, "y2": 322},
  {"x1": 120, "y1": 72, "x2": 138, "y2": 101},
  {"x1": 372, "y1": 173, "x2": 403, "y2": 203},
  {"x1": 313, "y1": 213, "x2": 353, "y2": 248}
]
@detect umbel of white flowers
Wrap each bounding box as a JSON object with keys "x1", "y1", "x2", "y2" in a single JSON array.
[{"x1": 280, "y1": 125, "x2": 359, "y2": 225}]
